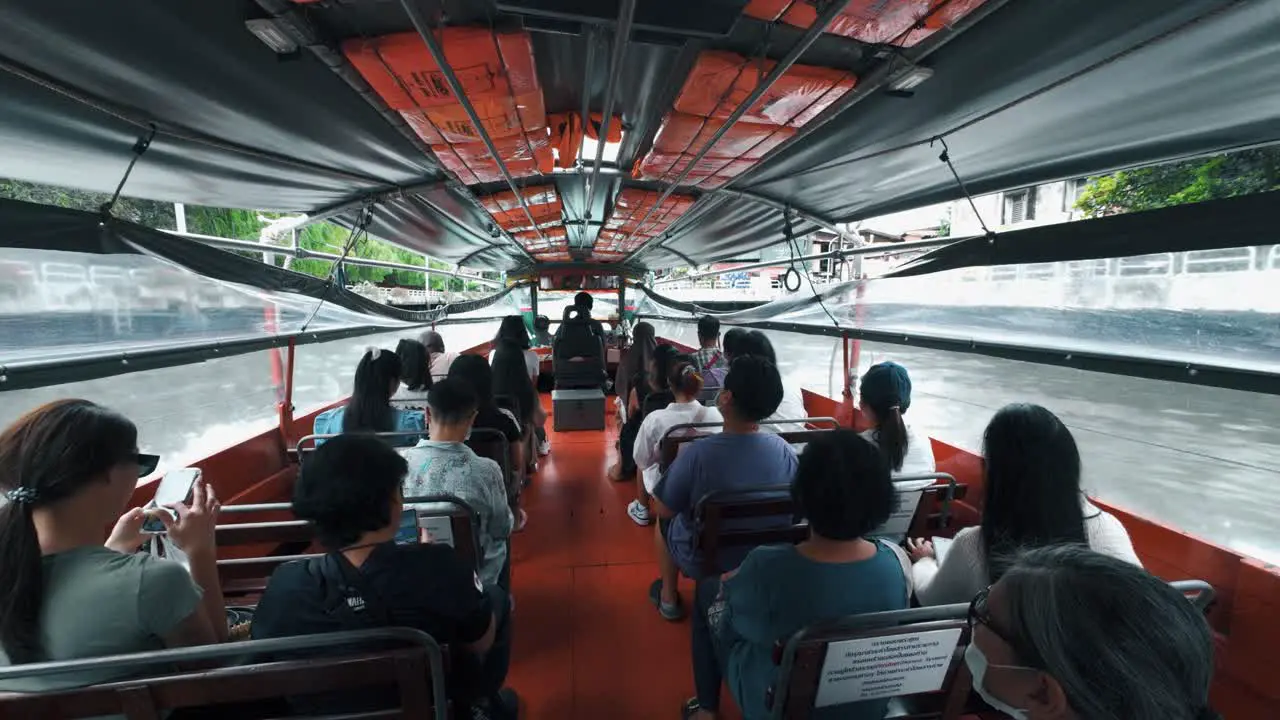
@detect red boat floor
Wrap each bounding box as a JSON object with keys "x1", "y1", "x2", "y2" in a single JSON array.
[{"x1": 507, "y1": 395, "x2": 743, "y2": 720}]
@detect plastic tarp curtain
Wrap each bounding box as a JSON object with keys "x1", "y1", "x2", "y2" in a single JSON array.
[
  {"x1": 657, "y1": 0, "x2": 1280, "y2": 268},
  {"x1": 632, "y1": 198, "x2": 1280, "y2": 394},
  {"x1": 0, "y1": 198, "x2": 507, "y2": 324}
]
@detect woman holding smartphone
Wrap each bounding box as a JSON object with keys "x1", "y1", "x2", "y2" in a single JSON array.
[{"x1": 0, "y1": 399, "x2": 226, "y2": 691}]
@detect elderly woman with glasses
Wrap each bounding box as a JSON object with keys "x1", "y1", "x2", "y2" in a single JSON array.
[{"x1": 965, "y1": 545, "x2": 1218, "y2": 720}]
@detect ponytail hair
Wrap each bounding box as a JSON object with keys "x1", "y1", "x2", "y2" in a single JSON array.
[
  {"x1": 345, "y1": 347, "x2": 402, "y2": 433},
  {"x1": 0, "y1": 400, "x2": 138, "y2": 663},
  {"x1": 858, "y1": 361, "x2": 914, "y2": 472},
  {"x1": 668, "y1": 355, "x2": 705, "y2": 399}
]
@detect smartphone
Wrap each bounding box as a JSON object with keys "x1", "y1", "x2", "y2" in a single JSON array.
[
  {"x1": 141, "y1": 468, "x2": 201, "y2": 534},
  {"x1": 394, "y1": 508, "x2": 421, "y2": 545}
]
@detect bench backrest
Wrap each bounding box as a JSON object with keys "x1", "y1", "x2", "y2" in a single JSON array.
[
  {"x1": 875, "y1": 474, "x2": 960, "y2": 545},
  {"x1": 464, "y1": 428, "x2": 518, "y2": 508},
  {"x1": 0, "y1": 628, "x2": 446, "y2": 720},
  {"x1": 657, "y1": 418, "x2": 840, "y2": 473},
  {"x1": 216, "y1": 496, "x2": 480, "y2": 603},
  {"x1": 292, "y1": 429, "x2": 429, "y2": 460},
  {"x1": 770, "y1": 604, "x2": 972, "y2": 720},
  {"x1": 695, "y1": 484, "x2": 800, "y2": 576}
]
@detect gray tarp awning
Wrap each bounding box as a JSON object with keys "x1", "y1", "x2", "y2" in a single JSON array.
[{"x1": 2, "y1": 0, "x2": 1278, "y2": 270}]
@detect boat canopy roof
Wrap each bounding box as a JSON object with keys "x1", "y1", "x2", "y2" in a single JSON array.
[{"x1": 2, "y1": 0, "x2": 1278, "y2": 271}]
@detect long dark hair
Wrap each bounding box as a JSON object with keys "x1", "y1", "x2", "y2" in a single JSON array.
[
  {"x1": 344, "y1": 348, "x2": 402, "y2": 433},
  {"x1": 650, "y1": 344, "x2": 679, "y2": 392},
  {"x1": 981, "y1": 403, "x2": 1088, "y2": 580},
  {"x1": 448, "y1": 354, "x2": 497, "y2": 409},
  {"x1": 0, "y1": 400, "x2": 138, "y2": 663},
  {"x1": 623, "y1": 321, "x2": 656, "y2": 381},
  {"x1": 858, "y1": 361, "x2": 913, "y2": 472},
  {"x1": 618, "y1": 321, "x2": 657, "y2": 400},
  {"x1": 396, "y1": 339, "x2": 432, "y2": 392},
  {"x1": 495, "y1": 315, "x2": 531, "y2": 350},
  {"x1": 1001, "y1": 545, "x2": 1216, "y2": 720},
  {"x1": 492, "y1": 340, "x2": 537, "y2": 425}
]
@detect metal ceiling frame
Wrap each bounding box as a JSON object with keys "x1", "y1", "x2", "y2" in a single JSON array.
[
  {"x1": 399, "y1": 0, "x2": 545, "y2": 264},
  {"x1": 628, "y1": 0, "x2": 1019, "y2": 267},
  {"x1": 615, "y1": 0, "x2": 852, "y2": 262},
  {"x1": 584, "y1": 0, "x2": 637, "y2": 224}
]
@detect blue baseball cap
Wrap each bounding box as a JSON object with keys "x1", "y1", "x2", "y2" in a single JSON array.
[{"x1": 859, "y1": 361, "x2": 912, "y2": 412}]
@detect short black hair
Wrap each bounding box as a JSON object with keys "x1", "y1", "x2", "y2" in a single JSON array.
[
  {"x1": 427, "y1": 377, "x2": 478, "y2": 425},
  {"x1": 741, "y1": 330, "x2": 777, "y2": 364},
  {"x1": 793, "y1": 429, "x2": 894, "y2": 540},
  {"x1": 534, "y1": 315, "x2": 551, "y2": 330},
  {"x1": 293, "y1": 434, "x2": 407, "y2": 549},
  {"x1": 722, "y1": 327, "x2": 750, "y2": 359},
  {"x1": 697, "y1": 315, "x2": 721, "y2": 342},
  {"x1": 574, "y1": 291, "x2": 593, "y2": 310},
  {"x1": 722, "y1": 355, "x2": 784, "y2": 422}
]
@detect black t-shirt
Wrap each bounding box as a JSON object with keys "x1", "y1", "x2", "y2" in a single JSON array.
[
  {"x1": 252, "y1": 542, "x2": 492, "y2": 706},
  {"x1": 253, "y1": 541, "x2": 490, "y2": 644},
  {"x1": 474, "y1": 404, "x2": 522, "y2": 442}
]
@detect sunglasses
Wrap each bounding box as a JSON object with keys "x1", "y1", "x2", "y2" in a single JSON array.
[{"x1": 130, "y1": 452, "x2": 161, "y2": 478}]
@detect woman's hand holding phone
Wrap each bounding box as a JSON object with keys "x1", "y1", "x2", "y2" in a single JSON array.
[
  {"x1": 105, "y1": 507, "x2": 148, "y2": 554},
  {"x1": 157, "y1": 478, "x2": 221, "y2": 558}
]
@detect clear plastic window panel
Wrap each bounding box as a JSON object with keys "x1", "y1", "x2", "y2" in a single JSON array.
[
  {"x1": 291, "y1": 322, "x2": 506, "y2": 415},
  {"x1": 0, "y1": 248, "x2": 412, "y2": 367},
  {"x1": 0, "y1": 348, "x2": 281, "y2": 479}
]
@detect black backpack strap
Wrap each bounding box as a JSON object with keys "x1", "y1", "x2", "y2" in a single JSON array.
[{"x1": 311, "y1": 551, "x2": 394, "y2": 627}]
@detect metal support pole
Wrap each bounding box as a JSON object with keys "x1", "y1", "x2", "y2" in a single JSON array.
[
  {"x1": 585, "y1": 0, "x2": 637, "y2": 221},
  {"x1": 619, "y1": 0, "x2": 849, "y2": 261},
  {"x1": 174, "y1": 203, "x2": 187, "y2": 233},
  {"x1": 399, "y1": 0, "x2": 544, "y2": 260}
]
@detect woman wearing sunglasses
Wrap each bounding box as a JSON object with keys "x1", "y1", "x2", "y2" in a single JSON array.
[
  {"x1": 966, "y1": 545, "x2": 1218, "y2": 720},
  {"x1": 0, "y1": 400, "x2": 226, "y2": 690}
]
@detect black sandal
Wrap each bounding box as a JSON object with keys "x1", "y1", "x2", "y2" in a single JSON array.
[{"x1": 681, "y1": 697, "x2": 701, "y2": 720}]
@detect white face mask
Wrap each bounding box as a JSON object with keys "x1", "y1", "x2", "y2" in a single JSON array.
[{"x1": 964, "y1": 642, "x2": 1033, "y2": 719}]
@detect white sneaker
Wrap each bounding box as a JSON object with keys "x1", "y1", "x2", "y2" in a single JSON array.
[
  {"x1": 537, "y1": 439, "x2": 551, "y2": 456},
  {"x1": 627, "y1": 500, "x2": 652, "y2": 526}
]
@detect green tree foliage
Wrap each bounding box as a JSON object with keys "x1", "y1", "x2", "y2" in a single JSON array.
[
  {"x1": 1076, "y1": 147, "x2": 1280, "y2": 218},
  {"x1": 0, "y1": 179, "x2": 177, "y2": 229}
]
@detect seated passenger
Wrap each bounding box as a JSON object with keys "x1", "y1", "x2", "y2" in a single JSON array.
[
  {"x1": 610, "y1": 343, "x2": 678, "y2": 482},
  {"x1": 686, "y1": 430, "x2": 909, "y2": 720},
  {"x1": 908, "y1": 403, "x2": 1142, "y2": 606},
  {"x1": 856, "y1": 361, "x2": 936, "y2": 481},
  {"x1": 489, "y1": 316, "x2": 540, "y2": 382},
  {"x1": 729, "y1": 331, "x2": 807, "y2": 433},
  {"x1": 402, "y1": 379, "x2": 515, "y2": 590},
  {"x1": 313, "y1": 347, "x2": 425, "y2": 447},
  {"x1": 422, "y1": 330, "x2": 459, "y2": 383},
  {"x1": 251, "y1": 434, "x2": 515, "y2": 719},
  {"x1": 491, "y1": 317, "x2": 549, "y2": 458},
  {"x1": 705, "y1": 327, "x2": 748, "y2": 389},
  {"x1": 393, "y1": 338, "x2": 433, "y2": 404},
  {"x1": 447, "y1": 354, "x2": 523, "y2": 447},
  {"x1": 613, "y1": 321, "x2": 657, "y2": 427},
  {"x1": 649, "y1": 355, "x2": 798, "y2": 620},
  {"x1": 691, "y1": 315, "x2": 728, "y2": 378},
  {"x1": 0, "y1": 400, "x2": 226, "y2": 690},
  {"x1": 968, "y1": 544, "x2": 1216, "y2": 720},
  {"x1": 628, "y1": 355, "x2": 723, "y2": 526},
  {"x1": 553, "y1": 291, "x2": 605, "y2": 343},
  {"x1": 532, "y1": 314, "x2": 553, "y2": 348}
]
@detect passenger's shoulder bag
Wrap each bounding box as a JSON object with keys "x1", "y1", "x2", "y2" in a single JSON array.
[{"x1": 308, "y1": 551, "x2": 393, "y2": 628}]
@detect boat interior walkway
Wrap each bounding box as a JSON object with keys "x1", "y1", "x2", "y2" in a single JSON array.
[{"x1": 508, "y1": 393, "x2": 742, "y2": 720}]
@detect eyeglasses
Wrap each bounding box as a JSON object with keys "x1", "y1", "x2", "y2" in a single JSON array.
[
  {"x1": 130, "y1": 453, "x2": 161, "y2": 478},
  {"x1": 968, "y1": 586, "x2": 1016, "y2": 645}
]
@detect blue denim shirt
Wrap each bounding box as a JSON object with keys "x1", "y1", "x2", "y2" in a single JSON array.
[{"x1": 312, "y1": 406, "x2": 425, "y2": 447}]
